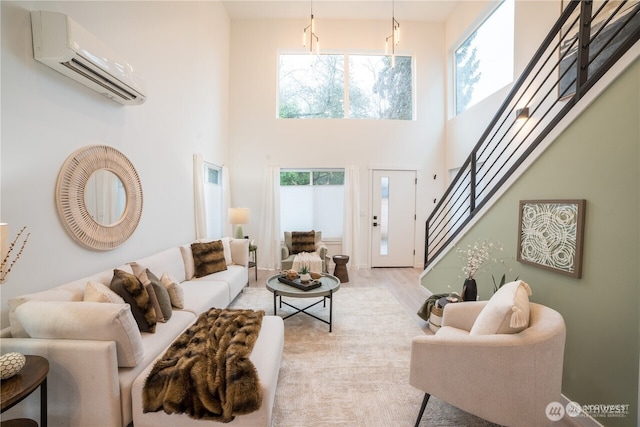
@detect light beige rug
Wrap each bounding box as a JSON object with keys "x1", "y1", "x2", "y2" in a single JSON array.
[{"x1": 231, "y1": 287, "x2": 500, "y2": 427}]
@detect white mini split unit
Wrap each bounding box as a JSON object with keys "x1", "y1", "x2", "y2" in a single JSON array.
[{"x1": 30, "y1": 10, "x2": 146, "y2": 105}]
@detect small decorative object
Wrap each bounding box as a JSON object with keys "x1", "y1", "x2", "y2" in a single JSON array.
[
  {"x1": 299, "y1": 265, "x2": 311, "y2": 283},
  {"x1": 1, "y1": 224, "x2": 30, "y2": 284},
  {"x1": 0, "y1": 352, "x2": 26, "y2": 379},
  {"x1": 285, "y1": 269, "x2": 298, "y2": 281},
  {"x1": 517, "y1": 199, "x2": 585, "y2": 278},
  {"x1": 310, "y1": 271, "x2": 322, "y2": 280},
  {"x1": 456, "y1": 239, "x2": 503, "y2": 301}
]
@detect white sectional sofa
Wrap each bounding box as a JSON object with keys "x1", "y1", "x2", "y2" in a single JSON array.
[{"x1": 0, "y1": 238, "x2": 284, "y2": 427}]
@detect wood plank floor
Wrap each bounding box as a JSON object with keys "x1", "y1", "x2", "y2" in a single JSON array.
[{"x1": 250, "y1": 267, "x2": 432, "y2": 333}]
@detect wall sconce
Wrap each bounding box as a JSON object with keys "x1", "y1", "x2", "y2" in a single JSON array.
[
  {"x1": 516, "y1": 107, "x2": 529, "y2": 122},
  {"x1": 228, "y1": 208, "x2": 250, "y2": 239}
]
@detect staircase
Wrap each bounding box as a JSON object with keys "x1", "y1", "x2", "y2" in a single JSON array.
[{"x1": 424, "y1": 0, "x2": 640, "y2": 268}]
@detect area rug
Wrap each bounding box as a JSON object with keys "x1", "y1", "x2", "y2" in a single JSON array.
[{"x1": 230, "y1": 287, "x2": 500, "y2": 427}]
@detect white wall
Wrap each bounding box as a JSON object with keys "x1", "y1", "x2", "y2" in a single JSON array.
[
  {"x1": 228, "y1": 18, "x2": 447, "y2": 269},
  {"x1": 0, "y1": 1, "x2": 230, "y2": 327},
  {"x1": 444, "y1": 0, "x2": 559, "y2": 171}
]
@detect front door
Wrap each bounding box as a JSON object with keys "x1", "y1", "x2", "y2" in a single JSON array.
[{"x1": 371, "y1": 170, "x2": 416, "y2": 267}]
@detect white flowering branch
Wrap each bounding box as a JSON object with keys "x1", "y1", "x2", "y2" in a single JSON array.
[
  {"x1": 1, "y1": 226, "x2": 30, "y2": 283},
  {"x1": 456, "y1": 239, "x2": 504, "y2": 280}
]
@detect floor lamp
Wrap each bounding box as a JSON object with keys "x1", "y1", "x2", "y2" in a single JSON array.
[{"x1": 229, "y1": 208, "x2": 249, "y2": 239}]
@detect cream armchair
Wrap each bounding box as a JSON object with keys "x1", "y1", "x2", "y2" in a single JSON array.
[
  {"x1": 410, "y1": 300, "x2": 566, "y2": 427},
  {"x1": 281, "y1": 231, "x2": 328, "y2": 273}
]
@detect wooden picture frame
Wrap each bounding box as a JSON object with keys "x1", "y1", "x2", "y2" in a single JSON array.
[{"x1": 517, "y1": 199, "x2": 586, "y2": 278}]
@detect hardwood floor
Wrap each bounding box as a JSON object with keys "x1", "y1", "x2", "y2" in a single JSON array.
[{"x1": 250, "y1": 267, "x2": 432, "y2": 333}]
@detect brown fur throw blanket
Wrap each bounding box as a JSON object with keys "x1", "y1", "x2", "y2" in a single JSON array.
[{"x1": 142, "y1": 308, "x2": 265, "y2": 422}]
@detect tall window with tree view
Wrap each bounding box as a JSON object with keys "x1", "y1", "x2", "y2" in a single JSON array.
[
  {"x1": 455, "y1": 0, "x2": 514, "y2": 115},
  {"x1": 279, "y1": 54, "x2": 412, "y2": 120}
]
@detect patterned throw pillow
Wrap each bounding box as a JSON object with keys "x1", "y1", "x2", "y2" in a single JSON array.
[
  {"x1": 110, "y1": 269, "x2": 157, "y2": 333},
  {"x1": 291, "y1": 231, "x2": 316, "y2": 254},
  {"x1": 191, "y1": 240, "x2": 228, "y2": 278}
]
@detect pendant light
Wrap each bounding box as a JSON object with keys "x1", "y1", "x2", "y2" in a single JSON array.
[
  {"x1": 385, "y1": 0, "x2": 400, "y2": 67},
  {"x1": 303, "y1": 0, "x2": 320, "y2": 54}
]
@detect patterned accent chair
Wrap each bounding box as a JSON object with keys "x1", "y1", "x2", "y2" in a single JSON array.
[{"x1": 280, "y1": 231, "x2": 328, "y2": 273}]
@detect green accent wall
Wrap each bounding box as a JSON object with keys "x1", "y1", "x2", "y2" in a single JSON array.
[{"x1": 422, "y1": 59, "x2": 639, "y2": 426}]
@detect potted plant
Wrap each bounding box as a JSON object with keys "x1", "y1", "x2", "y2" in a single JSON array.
[{"x1": 299, "y1": 265, "x2": 311, "y2": 283}]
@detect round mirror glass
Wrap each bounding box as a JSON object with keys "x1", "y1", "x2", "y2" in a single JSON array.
[{"x1": 84, "y1": 169, "x2": 127, "y2": 226}]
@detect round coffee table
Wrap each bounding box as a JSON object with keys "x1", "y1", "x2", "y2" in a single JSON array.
[{"x1": 266, "y1": 274, "x2": 340, "y2": 332}]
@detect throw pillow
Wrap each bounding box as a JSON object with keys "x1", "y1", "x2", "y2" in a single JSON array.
[
  {"x1": 221, "y1": 237, "x2": 233, "y2": 265},
  {"x1": 291, "y1": 230, "x2": 316, "y2": 254},
  {"x1": 139, "y1": 269, "x2": 173, "y2": 321},
  {"x1": 84, "y1": 281, "x2": 125, "y2": 304},
  {"x1": 110, "y1": 269, "x2": 157, "y2": 333},
  {"x1": 469, "y1": 280, "x2": 533, "y2": 335},
  {"x1": 144, "y1": 283, "x2": 165, "y2": 323},
  {"x1": 161, "y1": 273, "x2": 185, "y2": 309},
  {"x1": 191, "y1": 240, "x2": 228, "y2": 278},
  {"x1": 15, "y1": 300, "x2": 144, "y2": 368}
]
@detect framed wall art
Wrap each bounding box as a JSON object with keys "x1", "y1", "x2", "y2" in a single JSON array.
[{"x1": 517, "y1": 199, "x2": 586, "y2": 278}]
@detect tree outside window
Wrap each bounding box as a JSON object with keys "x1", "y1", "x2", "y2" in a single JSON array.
[{"x1": 279, "y1": 53, "x2": 413, "y2": 120}]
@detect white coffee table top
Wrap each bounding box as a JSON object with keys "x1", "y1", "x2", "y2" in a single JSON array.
[{"x1": 266, "y1": 274, "x2": 340, "y2": 298}]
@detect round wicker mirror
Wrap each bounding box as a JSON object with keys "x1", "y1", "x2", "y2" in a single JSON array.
[{"x1": 56, "y1": 145, "x2": 143, "y2": 250}]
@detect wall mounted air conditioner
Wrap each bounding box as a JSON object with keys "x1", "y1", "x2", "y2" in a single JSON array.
[{"x1": 31, "y1": 10, "x2": 146, "y2": 105}]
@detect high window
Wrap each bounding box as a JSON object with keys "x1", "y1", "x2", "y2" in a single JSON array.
[
  {"x1": 278, "y1": 54, "x2": 413, "y2": 120},
  {"x1": 280, "y1": 169, "x2": 344, "y2": 238},
  {"x1": 454, "y1": 0, "x2": 514, "y2": 115},
  {"x1": 204, "y1": 163, "x2": 223, "y2": 238}
]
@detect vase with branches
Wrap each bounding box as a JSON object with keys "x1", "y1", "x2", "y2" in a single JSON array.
[
  {"x1": 456, "y1": 239, "x2": 503, "y2": 301},
  {"x1": 1, "y1": 226, "x2": 30, "y2": 284}
]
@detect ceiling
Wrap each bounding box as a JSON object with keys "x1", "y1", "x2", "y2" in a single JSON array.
[{"x1": 221, "y1": 1, "x2": 461, "y2": 22}]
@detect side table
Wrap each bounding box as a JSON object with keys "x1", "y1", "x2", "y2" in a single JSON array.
[
  {"x1": 1, "y1": 355, "x2": 48, "y2": 427},
  {"x1": 248, "y1": 246, "x2": 257, "y2": 283},
  {"x1": 332, "y1": 255, "x2": 350, "y2": 283}
]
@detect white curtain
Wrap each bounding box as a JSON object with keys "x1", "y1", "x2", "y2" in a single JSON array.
[
  {"x1": 193, "y1": 154, "x2": 206, "y2": 240},
  {"x1": 258, "y1": 166, "x2": 281, "y2": 270},
  {"x1": 222, "y1": 165, "x2": 232, "y2": 237},
  {"x1": 342, "y1": 165, "x2": 361, "y2": 270}
]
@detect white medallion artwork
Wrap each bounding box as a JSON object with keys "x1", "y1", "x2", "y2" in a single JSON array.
[{"x1": 517, "y1": 200, "x2": 585, "y2": 278}]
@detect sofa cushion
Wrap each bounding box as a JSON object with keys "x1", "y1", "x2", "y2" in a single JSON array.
[
  {"x1": 191, "y1": 241, "x2": 227, "y2": 278},
  {"x1": 84, "y1": 281, "x2": 125, "y2": 304},
  {"x1": 469, "y1": 280, "x2": 532, "y2": 335},
  {"x1": 161, "y1": 273, "x2": 185, "y2": 309},
  {"x1": 15, "y1": 300, "x2": 144, "y2": 367},
  {"x1": 139, "y1": 270, "x2": 172, "y2": 321},
  {"x1": 129, "y1": 247, "x2": 187, "y2": 284},
  {"x1": 221, "y1": 237, "x2": 233, "y2": 265},
  {"x1": 179, "y1": 280, "x2": 230, "y2": 314},
  {"x1": 291, "y1": 231, "x2": 316, "y2": 254},
  {"x1": 110, "y1": 269, "x2": 157, "y2": 333},
  {"x1": 189, "y1": 265, "x2": 247, "y2": 303}
]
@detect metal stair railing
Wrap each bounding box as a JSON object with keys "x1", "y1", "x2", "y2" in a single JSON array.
[{"x1": 425, "y1": 0, "x2": 640, "y2": 268}]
